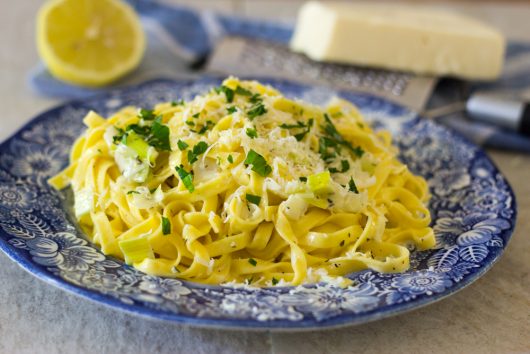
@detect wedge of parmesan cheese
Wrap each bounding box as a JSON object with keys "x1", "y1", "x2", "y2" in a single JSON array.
[{"x1": 290, "y1": 1, "x2": 505, "y2": 80}]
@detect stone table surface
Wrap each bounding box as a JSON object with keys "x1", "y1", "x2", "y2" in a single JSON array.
[{"x1": 0, "y1": 1, "x2": 529, "y2": 353}]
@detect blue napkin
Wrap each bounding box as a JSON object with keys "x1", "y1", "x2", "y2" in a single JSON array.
[{"x1": 29, "y1": 0, "x2": 530, "y2": 152}]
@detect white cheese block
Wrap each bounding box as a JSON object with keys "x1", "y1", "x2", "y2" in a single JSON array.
[{"x1": 290, "y1": 2, "x2": 505, "y2": 80}]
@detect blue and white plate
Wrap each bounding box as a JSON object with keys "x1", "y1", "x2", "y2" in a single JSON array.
[{"x1": 0, "y1": 78, "x2": 516, "y2": 330}]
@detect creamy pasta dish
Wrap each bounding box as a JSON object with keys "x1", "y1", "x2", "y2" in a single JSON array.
[{"x1": 50, "y1": 77, "x2": 435, "y2": 287}]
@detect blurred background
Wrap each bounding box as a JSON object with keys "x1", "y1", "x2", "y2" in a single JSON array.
[{"x1": 158, "y1": 0, "x2": 530, "y2": 37}]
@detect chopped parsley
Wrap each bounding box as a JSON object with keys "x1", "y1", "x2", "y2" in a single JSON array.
[
  {"x1": 245, "y1": 193, "x2": 261, "y2": 206},
  {"x1": 246, "y1": 128, "x2": 258, "y2": 139},
  {"x1": 351, "y1": 146, "x2": 365, "y2": 157},
  {"x1": 127, "y1": 190, "x2": 140, "y2": 195},
  {"x1": 219, "y1": 85, "x2": 234, "y2": 103},
  {"x1": 348, "y1": 177, "x2": 359, "y2": 194},
  {"x1": 147, "y1": 116, "x2": 171, "y2": 151},
  {"x1": 279, "y1": 118, "x2": 313, "y2": 141},
  {"x1": 341, "y1": 160, "x2": 350, "y2": 172},
  {"x1": 198, "y1": 120, "x2": 215, "y2": 134},
  {"x1": 126, "y1": 124, "x2": 151, "y2": 137},
  {"x1": 175, "y1": 165, "x2": 194, "y2": 193},
  {"x1": 299, "y1": 176, "x2": 307, "y2": 182},
  {"x1": 227, "y1": 154, "x2": 234, "y2": 164},
  {"x1": 115, "y1": 116, "x2": 171, "y2": 152},
  {"x1": 112, "y1": 127, "x2": 126, "y2": 144},
  {"x1": 318, "y1": 136, "x2": 338, "y2": 162},
  {"x1": 244, "y1": 149, "x2": 272, "y2": 177},
  {"x1": 185, "y1": 120, "x2": 195, "y2": 126},
  {"x1": 272, "y1": 277, "x2": 279, "y2": 285},
  {"x1": 138, "y1": 108, "x2": 156, "y2": 121},
  {"x1": 279, "y1": 121, "x2": 306, "y2": 129},
  {"x1": 192, "y1": 112, "x2": 200, "y2": 119},
  {"x1": 320, "y1": 114, "x2": 364, "y2": 159},
  {"x1": 177, "y1": 140, "x2": 189, "y2": 151},
  {"x1": 249, "y1": 93, "x2": 262, "y2": 103},
  {"x1": 171, "y1": 99, "x2": 184, "y2": 106},
  {"x1": 187, "y1": 141, "x2": 209, "y2": 164},
  {"x1": 248, "y1": 258, "x2": 257, "y2": 266},
  {"x1": 227, "y1": 106, "x2": 237, "y2": 114},
  {"x1": 235, "y1": 86, "x2": 252, "y2": 96},
  {"x1": 247, "y1": 103, "x2": 267, "y2": 120},
  {"x1": 329, "y1": 160, "x2": 350, "y2": 173},
  {"x1": 161, "y1": 216, "x2": 171, "y2": 235}
]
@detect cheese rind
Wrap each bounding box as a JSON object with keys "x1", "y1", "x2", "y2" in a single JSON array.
[{"x1": 290, "y1": 2, "x2": 505, "y2": 80}]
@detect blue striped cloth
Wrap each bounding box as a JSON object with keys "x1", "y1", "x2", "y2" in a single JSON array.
[{"x1": 29, "y1": 0, "x2": 530, "y2": 152}]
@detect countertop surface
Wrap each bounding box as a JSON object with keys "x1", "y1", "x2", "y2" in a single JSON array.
[{"x1": 0, "y1": 1, "x2": 529, "y2": 353}]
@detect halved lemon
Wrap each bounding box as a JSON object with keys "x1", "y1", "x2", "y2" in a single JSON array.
[{"x1": 37, "y1": 0, "x2": 146, "y2": 87}]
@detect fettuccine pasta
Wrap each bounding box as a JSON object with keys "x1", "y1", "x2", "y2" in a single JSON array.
[{"x1": 49, "y1": 77, "x2": 435, "y2": 287}]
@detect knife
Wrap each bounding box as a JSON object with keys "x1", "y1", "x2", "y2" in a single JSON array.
[{"x1": 424, "y1": 92, "x2": 530, "y2": 137}]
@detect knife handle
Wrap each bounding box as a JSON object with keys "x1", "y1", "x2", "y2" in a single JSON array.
[{"x1": 466, "y1": 92, "x2": 530, "y2": 136}]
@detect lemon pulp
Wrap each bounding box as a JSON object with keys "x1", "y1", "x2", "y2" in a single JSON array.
[{"x1": 37, "y1": 0, "x2": 146, "y2": 87}]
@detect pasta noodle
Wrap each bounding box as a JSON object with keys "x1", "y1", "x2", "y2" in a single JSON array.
[{"x1": 49, "y1": 77, "x2": 435, "y2": 287}]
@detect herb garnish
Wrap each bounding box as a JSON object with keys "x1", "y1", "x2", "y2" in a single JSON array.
[
  {"x1": 320, "y1": 114, "x2": 364, "y2": 158},
  {"x1": 246, "y1": 128, "x2": 258, "y2": 139},
  {"x1": 248, "y1": 258, "x2": 257, "y2": 266},
  {"x1": 247, "y1": 103, "x2": 267, "y2": 120},
  {"x1": 318, "y1": 136, "x2": 338, "y2": 161},
  {"x1": 198, "y1": 120, "x2": 215, "y2": 135},
  {"x1": 192, "y1": 112, "x2": 200, "y2": 119},
  {"x1": 112, "y1": 127, "x2": 126, "y2": 144},
  {"x1": 299, "y1": 176, "x2": 307, "y2": 182},
  {"x1": 162, "y1": 216, "x2": 171, "y2": 235},
  {"x1": 351, "y1": 146, "x2": 365, "y2": 157},
  {"x1": 235, "y1": 86, "x2": 252, "y2": 96},
  {"x1": 138, "y1": 108, "x2": 156, "y2": 121},
  {"x1": 171, "y1": 99, "x2": 184, "y2": 106},
  {"x1": 280, "y1": 118, "x2": 314, "y2": 141},
  {"x1": 127, "y1": 190, "x2": 140, "y2": 195},
  {"x1": 219, "y1": 85, "x2": 235, "y2": 103},
  {"x1": 272, "y1": 277, "x2": 279, "y2": 285},
  {"x1": 126, "y1": 124, "x2": 151, "y2": 136},
  {"x1": 245, "y1": 193, "x2": 261, "y2": 206},
  {"x1": 177, "y1": 140, "x2": 189, "y2": 151},
  {"x1": 227, "y1": 106, "x2": 237, "y2": 114},
  {"x1": 227, "y1": 154, "x2": 234, "y2": 164},
  {"x1": 175, "y1": 165, "x2": 194, "y2": 193},
  {"x1": 249, "y1": 93, "x2": 261, "y2": 103},
  {"x1": 114, "y1": 115, "x2": 171, "y2": 152},
  {"x1": 329, "y1": 160, "x2": 350, "y2": 173},
  {"x1": 147, "y1": 116, "x2": 171, "y2": 151},
  {"x1": 187, "y1": 141, "x2": 209, "y2": 164},
  {"x1": 244, "y1": 149, "x2": 272, "y2": 177},
  {"x1": 348, "y1": 177, "x2": 359, "y2": 194}
]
